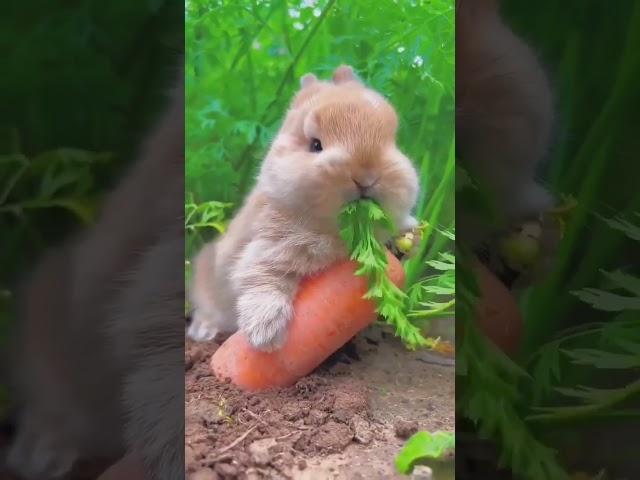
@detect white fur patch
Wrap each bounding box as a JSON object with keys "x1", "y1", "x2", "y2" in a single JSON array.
[
  {"x1": 273, "y1": 133, "x2": 297, "y2": 149},
  {"x1": 303, "y1": 113, "x2": 319, "y2": 139},
  {"x1": 315, "y1": 146, "x2": 349, "y2": 169},
  {"x1": 362, "y1": 90, "x2": 384, "y2": 109},
  {"x1": 187, "y1": 310, "x2": 223, "y2": 341},
  {"x1": 237, "y1": 290, "x2": 293, "y2": 351}
]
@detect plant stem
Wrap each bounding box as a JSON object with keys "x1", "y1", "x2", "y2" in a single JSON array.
[
  {"x1": 526, "y1": 379, "x2": 640, "y2": 424},
  {"x1": 236, "y1": 0, "x2": 337, "y2": 193},
  {"x1": 407, "y1": 299, "x2": 455, "y2": 319}
]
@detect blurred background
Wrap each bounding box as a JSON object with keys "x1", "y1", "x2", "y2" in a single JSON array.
[
  {"x1": 457, "y1": 2, "x2": 640, "y2": 479},
  {"x1": 502, "y1": 0, "x2": 640, "y2": 355},
  {"x1": 0, "y1": 0, "x2": 182, "y2": 421},
  {"x1": 185, "y1": 0, "x2": 456, "y2": 340}
]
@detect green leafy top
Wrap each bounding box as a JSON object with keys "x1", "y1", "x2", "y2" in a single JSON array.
[{"x1": 338, "y1": 199, "x2": 436, "y2": 349}]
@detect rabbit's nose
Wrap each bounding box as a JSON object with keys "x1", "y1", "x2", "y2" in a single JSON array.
[{"x1": 353, "y1": 177, "x2": 379, "y2": 198}]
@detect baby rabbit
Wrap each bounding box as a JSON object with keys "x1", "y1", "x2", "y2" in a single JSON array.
[{"x1": 188, "y1": 65, "x2": 420, "y2": 350}]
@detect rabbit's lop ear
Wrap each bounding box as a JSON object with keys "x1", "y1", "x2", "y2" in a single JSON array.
[
  {"x1": 300, "y1": 73, "x2": 318, "y2": 88},
  {"x1": 332, "y1": 65, "x2": 360, "y2": 84}
]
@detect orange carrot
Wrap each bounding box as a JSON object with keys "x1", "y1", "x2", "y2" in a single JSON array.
[
  {"x1": 211, "y1": 250, "x2": 405, "y2": 391},
  {"x1": 472, "y1": 258, "x2": 523, "y2": 357}
]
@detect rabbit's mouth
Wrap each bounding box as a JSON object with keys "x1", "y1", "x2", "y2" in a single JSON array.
[
  {"x1": 353, "y1": 177, "x2": 380, "y2": 198},
  {"x1": 344, "y1": 187, "x2": 378, "y2": 204},
  {"x1": 343, "y1": 176, "x2": 380, "y2": 203}
]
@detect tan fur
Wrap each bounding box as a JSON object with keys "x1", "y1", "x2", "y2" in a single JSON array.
[{"x1": 188, "y1": 65, "x2": 419, "y2": 349}]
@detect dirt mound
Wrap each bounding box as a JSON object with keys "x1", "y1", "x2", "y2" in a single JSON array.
[
  {"x1": 186, "y1": 339, "x2": 378, "y2": 478},
  {"x1": 186, "y1": 325, "x2": 455, "y2": 480}
]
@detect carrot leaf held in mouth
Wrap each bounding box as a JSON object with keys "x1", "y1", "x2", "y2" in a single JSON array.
[{"x1": 339, "y1": 199, "x2": 437, "y2": 349}]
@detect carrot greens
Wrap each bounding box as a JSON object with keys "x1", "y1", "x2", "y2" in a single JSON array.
[{"x1": 339, "y1": 199, "x2": 437, "y2": 350}]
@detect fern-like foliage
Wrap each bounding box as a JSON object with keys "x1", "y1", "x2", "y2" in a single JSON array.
[
  {"x1": 456, "y1": 244, "x2": 571, "y2": 480},
  {"x1": 406, "y1": 230, "x2": 455, "y2": 322},
  {"x1": 339, "y1": 199, "x2": 437, "y2": 349},
  {"x1": 528, "y1": 213, "x2": 640, "y2": 423}
]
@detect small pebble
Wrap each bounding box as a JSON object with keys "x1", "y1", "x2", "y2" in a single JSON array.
[
  {"x1": 350, "y1": 415, "x2": 373, "y2": 444},
  {"x1": 410, "y1": 465, "x2": 433, "y2": 480},
  {"x1": 248, "y1": 437, "x2": 277, "y2": 466},
  {"x1": 304, "y1": 409, "x2": 329, "y2": 426},
  {"x1": 214, "y1": 462, "x2": 238, "y2": 478},
  {"x1": 394, "y1": 419, "x2": 419, "y2": 439}
]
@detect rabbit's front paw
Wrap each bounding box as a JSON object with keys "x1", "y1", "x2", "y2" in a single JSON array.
[
  {"x1": 237, "y1": 291, "x2": 293, "y2": 352},
  {"x1": 186, "y1": 310, "x2": 221, "y2": 342}
]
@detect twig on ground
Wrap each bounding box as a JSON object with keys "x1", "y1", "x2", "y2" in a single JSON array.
[
  {"x1": 213, "y1": 425, "x2": 258, "y2": 457},
  {"x1": 244, "y1": 408, "x2": 269, "y2": 426}
]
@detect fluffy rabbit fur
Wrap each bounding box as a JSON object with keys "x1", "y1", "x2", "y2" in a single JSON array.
[{"x1": 188, "y1": 65, "x2": 420, "y2": 350}]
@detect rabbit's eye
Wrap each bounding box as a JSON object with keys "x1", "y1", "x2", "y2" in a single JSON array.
[{"x1": 310, "y1": 138, "x2": 323, "y2": 153}]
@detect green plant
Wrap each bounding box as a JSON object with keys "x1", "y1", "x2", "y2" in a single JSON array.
[
  {"x1": 185, "y1": 0, "x2": 454, "y2": 263},
  {"x1": 406, "y1": 228, "x2": 455, "y2": 323},
  {"x1": 395, "y1": 431, "x2": 455, "y2": 475},
  {"x1": 0, "y1": 148, "x2": 110, "y2": 225},
  {"x1": 339, "y1": 199, "x2": 437, "y2": 349},
  {"x1": 456, "y1": 244, "x2": 571, "y2": 480},
  {"x1": 457, "y1": 2, "x2": 640, "y2": 477},
  {"x1": 184, "y1": 198, "x2": 233, "y2": 312},
  {"x1": 527, "y1": 214, "x2": 640, "y2": 424},
  {"x1": 0, "y1": 0, "x2": 182, "y2": 346},
  {"x1": 457, "y1": 213, "x2": 640, "y2": 479},
  {"x1": 0, "y1": 146, "x2": 112, "y2": 335},
  {"x1": 184, "y1": 197, "x2": 232, "y2": 266},
  {"x1": 185, "y1": 0, "x2": 455, "y2": 353}
]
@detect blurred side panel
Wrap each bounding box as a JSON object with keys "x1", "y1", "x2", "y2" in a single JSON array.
[
  {"x1": 0, "y1": 1, "x2": 184, "y2": 479},
  {"x1": 456, "y1": 0, "x2": 640, "y2": 479}
]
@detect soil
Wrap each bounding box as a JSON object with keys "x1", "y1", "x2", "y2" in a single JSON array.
[{"x1": 186, "y1": 325, "x2": 455, "y2": 480}]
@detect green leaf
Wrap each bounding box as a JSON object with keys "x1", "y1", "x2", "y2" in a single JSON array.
[
  {"x1": 425, "y1": 259, "x2": 455, "y2": 271},
  {"x1": 395, "y1": 431, "x2": 454, "y2": 474},
  {"x1": 531, "y1": 342, "x2": 563, "y2": 401},
  {"x1": 598, "y1": 213, "x2": 640, "y2": 241},
  {"x1": 600, "y1": 269, "x2": 640, "y2": 296},
  {"x1": 338, "y1": 199, "x2": 436, "y2": 349},
  {"x1": 571, "y1": 288, "x2": 640, "y2": 311},
  {"x1": 562, "y1": 348, "x2": 640, "y2": 369},
  {"x1": 421, "y1": 285, "x2": 454, "y2": 295}
]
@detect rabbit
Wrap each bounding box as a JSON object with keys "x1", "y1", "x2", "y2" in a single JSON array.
[
  {"x1": 187, "y1": 65, "x2": 420, "y2": 351},
  {"x1": 455, "y1": 0, "x2": 561, "y2": 286},
  {"x1": 4, "y1": 63, "x2": 184, "y2": 480}
]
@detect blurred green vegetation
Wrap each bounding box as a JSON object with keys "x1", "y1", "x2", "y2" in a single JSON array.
[
  {"x1": 457, "y1": 2, "x2": 640, "y2": 479},
  {"x1": 0, "y1": 0, "x2": 182, "y2": 362},
  {"x1": 185, "y1": 0, "x2": 455, "y2": 341},
  {"x1": 504, "y1": 0, "x2": 640, "y2": 352}
]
